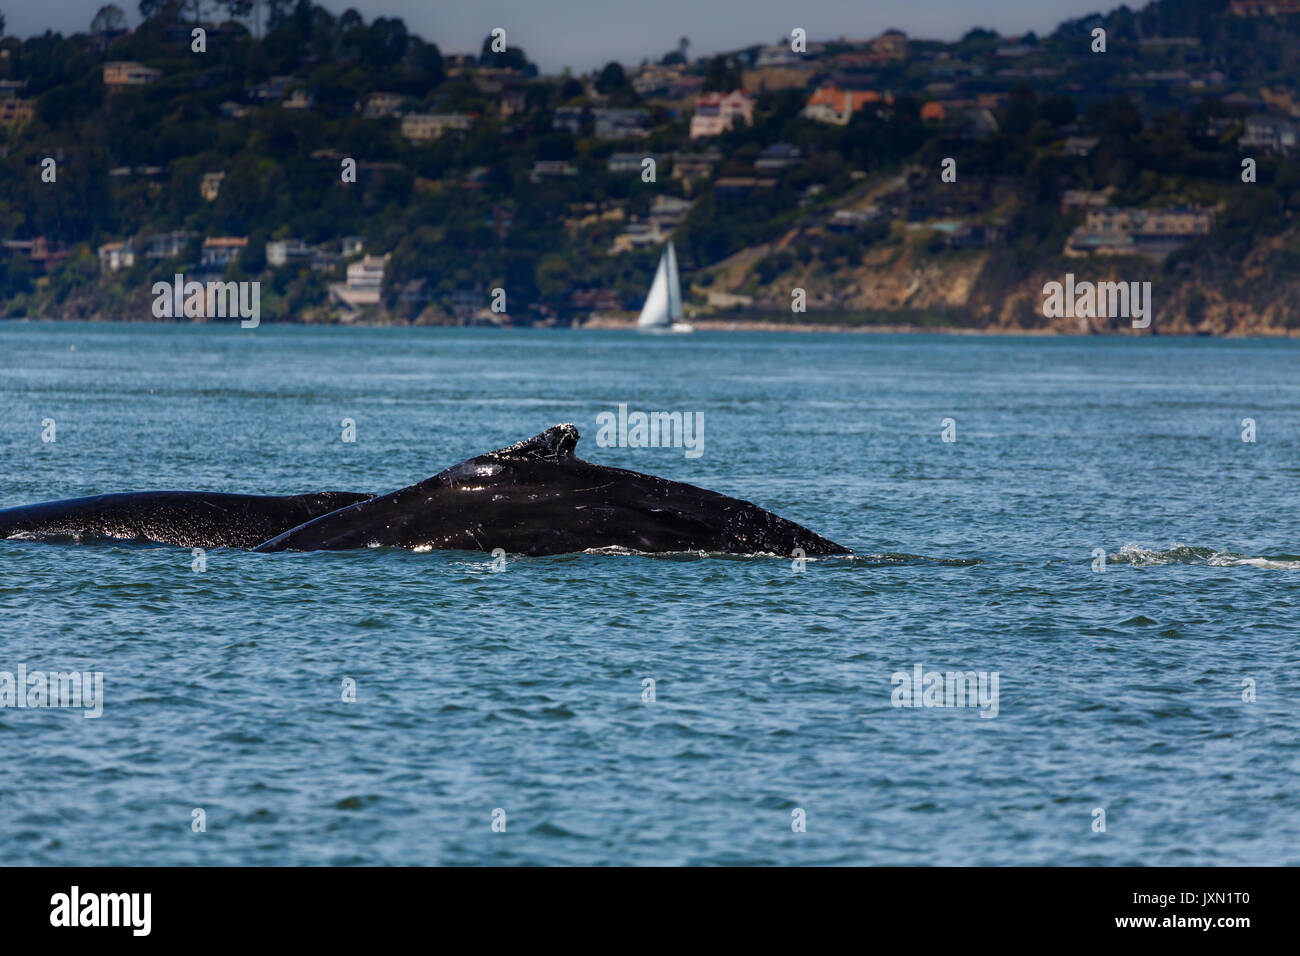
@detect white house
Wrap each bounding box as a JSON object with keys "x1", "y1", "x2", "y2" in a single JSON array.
[
  {"x1": 689, "y1": 90, "x2": 754, "y2": 139},
  {"x1": 266, "y1": 238, "x2": 313, "y2": 268},
  {"x1": 97, "y1": 241, "x2": 136, "y2": 272},
  {"x1": 331, "y1": 253, "x2": 391, "y2": 310},
  {"x1": 400, "y1": 113, "x2": 474, "y2": 142}
]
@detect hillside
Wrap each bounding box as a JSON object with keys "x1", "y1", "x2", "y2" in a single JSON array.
[{"x1": 1, "y1": 0, "x2": 1300, "y2": 333}]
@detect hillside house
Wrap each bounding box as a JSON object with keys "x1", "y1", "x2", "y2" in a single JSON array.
[
  {"x1": 143, "y1": 231, "x2": 196, "y2": 260},
  {"x1": 97, "y1": 241, "x2": 136, "y2": 272},
  {"x1": 0, "y1": 98, "x2": 35, "y2": 127},
  {"x1": 103, "y1": 61, "x2": 161, "y2": 91},
  {"x1": 363, "y1": 92, "x2": 405, "y2": 119},
  {"x1": 608, "y1": 152, "x2": 654, "y2": 173},
  {"x1": 530, "y1": 161, "x2": 579, "y2": 182},
  {"x1": 331, "y1": 253, "x2": 390, "y2": 310},
  {"x1": 689, "y1": 91, "x2": 754, "y2": 139},
  {"x1": 593, "y1": 108, "x2": 649, "y2": 140},
  {"x1": 1241, "y1": 115, "x2": 1300, "y2": 153},
  {"x1": 266, "y1": 238, "x2": 313, "y2": 268},
  {"x1": 553, "y1": 106, "x2": 585, "y2": 134},
  {"x1": 2, "y1": 237, "x2": 70, "y2": 273},
  {"x1": 755, "y1": 143, "x2": 803, "y2": 169},
  {"x1": 1067, "y1": 207, "x2": 1214, "y2": 258},
  {"x1": 200, "y1": 237, "x2": 247, "y2": 269},
  {"x1": 803, "y1": 86, "x2": 892, "y2": 125},
  {"x1": 401, "y1": 113, "x2": 474, "y2": 142}
]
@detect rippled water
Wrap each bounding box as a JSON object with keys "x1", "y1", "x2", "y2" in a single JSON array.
[{"x1": 1, "y1": 322, "x2": 1297, "y2": 865}]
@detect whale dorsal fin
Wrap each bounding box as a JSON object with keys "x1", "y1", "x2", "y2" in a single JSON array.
[{"x1": 491, "y1": 423, "x2": 580, "y2": 463}]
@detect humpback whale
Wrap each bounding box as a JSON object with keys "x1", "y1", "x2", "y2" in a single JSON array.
[
  {"x1": 0, "y1": 491, "x2": 372, "y2": 549},
  {"x1": 1, "y1": 425, "x2": 848, "y2": 556},
  {"x1": 253, "y1": 423, "x2": 849, "y2": 556}
]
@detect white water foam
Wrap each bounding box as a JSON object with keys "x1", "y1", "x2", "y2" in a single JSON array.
[{"x1": 1113, "y1": 542, "x2": 1300, "y2": 570}]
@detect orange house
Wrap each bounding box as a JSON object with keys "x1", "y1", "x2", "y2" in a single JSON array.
[
  {"x1": 921, "y1": 101, "x2": 946, "y2": 122},
  {"x1": 803, "y1": 86, "x2": 893, "y2": 125}
]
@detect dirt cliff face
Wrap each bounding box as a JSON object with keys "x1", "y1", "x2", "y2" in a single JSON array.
[
  {"x1": 785, "y1": 247, "x2": 989, "y2": 313},
  {"x1": 972, "y1": 255, "x2": 1300, "y2": 336},
  {"x1": 700, "y1": 234, "x2": 1300, "y2": 336},
  {"x1": 702, "y1": 235, "x2": 989, "y2": 314}
]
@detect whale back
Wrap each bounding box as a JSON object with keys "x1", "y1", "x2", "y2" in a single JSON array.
[
  {"x1": 252, "y1": 424, "x2": 849, "y2": 556},
  {"x1": 0, "y1": 490, "x2": 373, "y2": 549}
]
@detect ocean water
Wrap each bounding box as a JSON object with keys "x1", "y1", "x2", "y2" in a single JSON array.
[{"x1": 1, "y1": 321, "x2": 1297, "y2": 866}]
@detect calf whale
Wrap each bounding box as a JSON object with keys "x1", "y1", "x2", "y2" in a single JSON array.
[
  {"x1": 253, "y1": 423, "x2": 849, "y2": 556},
  {"x1": 0, "y1": 490, "x2": 372, "y2": 549}
]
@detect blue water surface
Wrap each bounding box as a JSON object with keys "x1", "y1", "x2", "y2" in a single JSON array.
[{"x1": 1, "y1": 322, "x2": 1297, "y2": 865}]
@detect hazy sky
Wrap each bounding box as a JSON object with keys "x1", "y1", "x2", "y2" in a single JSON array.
[{"x1": 5, "y1": 0, "x2": 1114, "y2": 72}]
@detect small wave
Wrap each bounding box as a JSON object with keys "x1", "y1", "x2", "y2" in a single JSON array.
[
  {"x1": 2, "y1": 531, "x2": 187, "y2": 550},
  {"x1": 5, "y1": 530, "x2": 85, "y2": 542},
  {"x1": 850, "y1": 552, "x2": 982, "y2": 567},
  {"x1": 573, "y1": 547, "x2": 980, "y2": 566},
  {"x1": 1110, "y1": 543, "x2": 1300, "y2": 570},
  {"x1": 1212, "y1": 555, "x2": 1300, "y2": 570},
  {"x1": 580, "y1": 545, "x2": 709, "y2": 558}
]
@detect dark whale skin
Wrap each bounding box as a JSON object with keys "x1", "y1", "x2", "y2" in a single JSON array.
[
  {"x1": 254, "y1": 424, "x2": 850, "y2": 557},
  {"x1": 0, "y1": 491, "x2": 373, "y2": 549}
]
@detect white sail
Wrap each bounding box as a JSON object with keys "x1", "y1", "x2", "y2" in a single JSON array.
[
  {"x1": 666, "y1": 241, "x2": 683, "y2": 320},
  {"x1": 637, "y1": 242, "x2": 693, "y2": 333},
  {"x1": 636, "y1": 248, "x2": 672, "y2": 329}
]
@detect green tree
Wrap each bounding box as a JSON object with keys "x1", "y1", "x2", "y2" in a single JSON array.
[
  {"x1": 480, "y1": 33, "x2": 528, "y2": 71},
  {"x1": 595, "y1": 62, "x2": 626, "y2": 95},
  {"x1": 91, "y1": 5, "x2": 129, "y2": 33},
  {"x1": 403, "y1": 38, "x2": 444, "y2": 94},
  {"x1": 702, "y1": 55, "x2": 742, "y2": 92}
]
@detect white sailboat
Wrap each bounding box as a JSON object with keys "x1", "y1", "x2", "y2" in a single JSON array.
[{"x1": 636, "y1": 241, "x2": 693, "y2": 334}]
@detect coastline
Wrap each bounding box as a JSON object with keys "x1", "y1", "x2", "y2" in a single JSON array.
[
  {"x1": 5, "y1": 314, "x2": 1300, "y2": 338},
  {"x1": 685, "y1": 320, "x2": 1300, "y2": 337}
]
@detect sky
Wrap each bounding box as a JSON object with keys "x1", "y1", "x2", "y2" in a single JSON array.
[{"x1": 4, "y1": 0, "x2": 1116, "y2": 73}]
